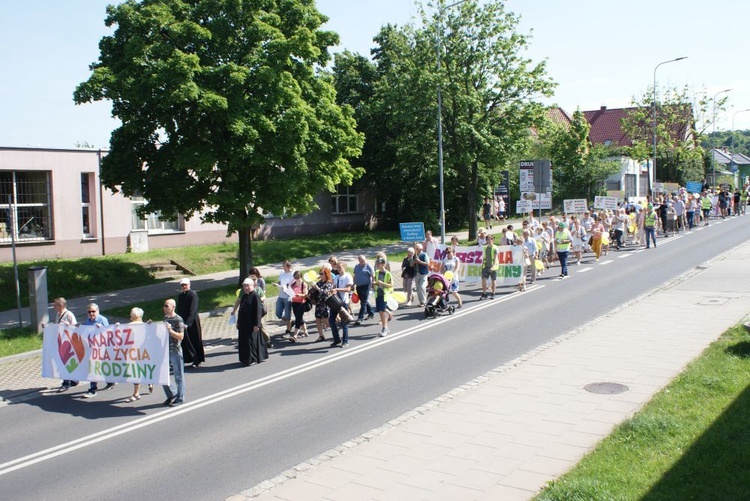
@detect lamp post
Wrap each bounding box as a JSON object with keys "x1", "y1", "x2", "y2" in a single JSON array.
[
  {"x1": 651, "y1": 57, "x2": 687, "y2": 198},
  {"x1": 436, "y1": 0, "x2": 468, "y2": 244},
  {"x1": 711, "y1": 88, "x2": 733, "y2": 188},
  {"x1": 730, "y1": 108, "x2": 750, "y2": 176}
]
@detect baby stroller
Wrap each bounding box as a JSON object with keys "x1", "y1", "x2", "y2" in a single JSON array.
[{"x1": 424, "y1": 273, "x2": 456, "y2": 318}]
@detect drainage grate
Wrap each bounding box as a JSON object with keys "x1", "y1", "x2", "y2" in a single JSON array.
[
  {"x1": 584, "y1": 382, "x2": 629, "y2": 394},
  {"x1": 698, "y1": 297, "x2": 731, "y2": 306}
]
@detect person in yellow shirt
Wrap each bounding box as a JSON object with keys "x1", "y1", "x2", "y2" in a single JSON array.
[
  {"x1": 644, "y1": 204, "x2": 658, "y2": 249},
  {"x1": 480, "y1": 234, "x2": 499, "y2": 299},
  {"x1": 554, "y1": 221, "x2": 572, "y2": 278}
]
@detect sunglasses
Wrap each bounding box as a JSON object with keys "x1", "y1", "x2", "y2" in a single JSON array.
[{"x1": 87, "y1": 310, "x2": 97, "y2": 314}]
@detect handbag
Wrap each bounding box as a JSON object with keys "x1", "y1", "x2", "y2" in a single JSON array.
[
  {"x1": 303, "y1": 299, "x2": 313, "y2": 312},
  {"x1": 259, "y1": 325, "x2": 270, "y2": 344}
]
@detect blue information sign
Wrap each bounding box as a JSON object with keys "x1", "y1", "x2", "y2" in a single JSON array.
[
  {"x1": 685, "y1": 181, "x2": 702, "y2": 193},
  {"x1": 399, "y1": 222, "x2": 425, "y2": 242}
]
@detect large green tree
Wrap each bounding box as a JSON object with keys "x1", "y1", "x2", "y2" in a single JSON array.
[
  {"x1": 331, "y1": 0, "x2": 554, "y2": 240},
  {"x1": 539, "y1": 110, "x2": 620, "y2": 203},
  {"x1": 621, "y1": 85, "x2": 712, "y2": 185},
  {"x1": 74, "y1": 0, "x2": 363, "y2": 281}
]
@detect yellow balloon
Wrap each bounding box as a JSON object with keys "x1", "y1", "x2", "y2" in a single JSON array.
[
  {"x1": 602, "y1": 233, "x2": 610, "y2": 245},
  {"x1": 443, "y1": 270, "x2": 454, "y2": 281},
  {"x1": 236, "y1": 288, "x2": 241, "y2": 297},
  {"x1": 391, "y1": 291, "x2": 407, "y2": 303},
  {"x1": 535, "y1": 259, "x2": 544, "y2": 271},
  {"x1": 303, "y1": 270, "x2": 317, "y2": 282}
]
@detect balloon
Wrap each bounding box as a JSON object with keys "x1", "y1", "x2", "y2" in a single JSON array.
[
  {"x1": 386, "y1": 297, "x2": 398, "y2": 310},
  {"x1": 535, "y1": 259, "x2": 544, "y2": 271},
  {"x1": 303, "y1": 270, "x2": 317, "y2": 282},
  {"x1": 351, "y1": 292, "x2": 360, "y2": 304},
  {"x1": 602, "y1": 233, "x2": 610, "y2": 245},
  {"x1": 235, "y1": 288, "x2": 241, "y2": 297},
  {"x1": 391, "y1": 291, "x2": 407, "y2": 303},
  {"x1": 443, "y1": 271, "x2": 454, "y2": 281}
]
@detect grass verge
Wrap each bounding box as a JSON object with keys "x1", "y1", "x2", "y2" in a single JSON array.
[
  {"x1": 0, "y1": 326, "x2": 41, "y2": 358},
  {"x1": 535, "y1": 323, "x2": 750, "y2": 501},
  {"x1": 0, "y1": 230, "x2": 399, "y2": 312}
]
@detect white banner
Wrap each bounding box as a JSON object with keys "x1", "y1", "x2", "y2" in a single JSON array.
[
  {"x1": 426, "y1": 243, "x2": 525, "y2": 285},
  {"x1": 594, "y1": 196, "x2": 618, "y2": 210},
  {"x1": 42, "y1": 322, "x2": 170, "y2": 385},
  {"x1": 563, "y1": 199, "x2": 587, "y2": 214},
  {"x1": 520, "y1": 192, "x2": 552, "y2": 209},
  {"x1": 516, "y1": 200, "x2": 532, "y2": 213}
]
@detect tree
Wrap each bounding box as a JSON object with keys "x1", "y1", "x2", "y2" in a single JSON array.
[
  {"x1": 74, "y1": 0, "x2": 363, "y2": 282},
  {"x1": 622, "y1": 85, "x2": 713, "y2": 185},
  {"x1": 330, "y1": 0, "x2": 554, "y2": 240},
  {"x1": 539, "y1": 110, "x2": 620, "y2": 203}
]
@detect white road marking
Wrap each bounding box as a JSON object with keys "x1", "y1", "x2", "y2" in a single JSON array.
[{"x1": 0, "y1": 286, "x2": 544, "y2": 477}]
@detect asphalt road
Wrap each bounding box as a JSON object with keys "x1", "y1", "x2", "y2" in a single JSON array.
[{"x1": 2, "y1": 217, "x2": 749, "y2": 500}]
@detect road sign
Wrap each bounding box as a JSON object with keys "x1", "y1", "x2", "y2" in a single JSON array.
[{"x1": 399, "y1": 222, "x2": 425, "y2": 242}]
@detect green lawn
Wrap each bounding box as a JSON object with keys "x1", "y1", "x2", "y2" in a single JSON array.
[
  {"x1": 0, "y1": 229, "x2": 405, "y2": 354},
  {"x1": 0, "y1": 230, "x2": 400, "y2": 312},
  {"x1": 0, "y1": 326, "x2": 41, "y2": 358},
  {"x1": 535, "y1": 323, "x2": 750, "y2": 501}
]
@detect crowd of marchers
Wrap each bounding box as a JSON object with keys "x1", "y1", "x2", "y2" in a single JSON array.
[{"x1": 46, "y1": 182, "x2": 748, "y2": 407}]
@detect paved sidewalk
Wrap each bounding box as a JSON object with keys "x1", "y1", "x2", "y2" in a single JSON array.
[
  {"x1": 0, "y1": 221, "x2": 520, "y2": 331},
  {"x1": 0, "y1": 221, "x2": 521, "y2": 403},
  {"x1": 225, "y1": 242, "x2": 750, "y2": 500}
]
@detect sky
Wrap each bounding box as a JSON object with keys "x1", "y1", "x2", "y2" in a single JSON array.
[{"x1": 2, "y1": 0, "x2": 749, "y2": 150}]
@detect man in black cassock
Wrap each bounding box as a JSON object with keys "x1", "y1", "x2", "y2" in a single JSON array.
[
  {"x1": 236, "y1": 278, "x2": 268, "y2": 366},
  {"x1": 177, "y1": 278, "x2": 205, "y2": 367}
]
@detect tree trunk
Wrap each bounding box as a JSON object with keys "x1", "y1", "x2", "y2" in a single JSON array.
[
  {"x1": 466, "y1": 159, "x2": 480, "y2": 242},
  {"x1": 238, "y1": 226, "x2": 253, "y2": 287}
]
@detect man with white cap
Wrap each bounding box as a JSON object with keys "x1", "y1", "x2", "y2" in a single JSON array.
[
  {"x1": 236, "y1": 277, "x2": 268, "y2": 366},
  {"x1": 177, "y1": 278, "x2": 205, "y2": 368}
]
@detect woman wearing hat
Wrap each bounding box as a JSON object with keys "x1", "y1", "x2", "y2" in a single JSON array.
[
  {"x1": 476, "y1": 228, "x2": 487, "y2": 246},
  {"x1": 554, "y1": 221, "x2": 572, "y2": 278}
]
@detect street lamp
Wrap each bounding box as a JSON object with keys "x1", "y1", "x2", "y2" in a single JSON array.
[
  {"x1": 651, "y1": 57, "x2": 687, "y2": 197},
  {"x1": 436, "y1": 0, "x2": 469, "y2": 244},
  {"x1": 730, "y1": 108, "x2": 750, "y2": 175},
  {"x1": 711, "y1": 88, "x2": 733, "y2": 188}
]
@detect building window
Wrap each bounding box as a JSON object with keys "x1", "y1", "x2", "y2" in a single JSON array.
[
  {"x1": 0, "y1": 171, "x2": 52, "y2": 242},
  {"x1": 81, "y1": 173, "x2": 93, "y2": 237},
  {"x1": 331, "y1": 185, "x2": 358, "y2": 214},
  {"x1": 131, "y1": 198, "x2": 183, "y2": 233},
  {"x1": 606, "y1": 179, "x2": 621, "y2": 191}
]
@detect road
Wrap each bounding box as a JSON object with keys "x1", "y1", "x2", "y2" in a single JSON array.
[{"x1": 2, "y1": 217, "x2": 749, "y2": 500}]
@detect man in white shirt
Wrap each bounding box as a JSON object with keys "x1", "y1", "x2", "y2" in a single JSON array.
[
  {"x1": 672, "y1": 195, "x2": 685, "y2": 232},
  {"x1": 330, "y1": 262, "x2": 354, "y2": 347},
  {"x1": 276, "y1": 260, "x2": 295, "y2": 335}
]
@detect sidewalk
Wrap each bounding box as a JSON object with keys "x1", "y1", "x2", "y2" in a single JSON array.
[
  {"x1": 1, "y1": 223, "x2": 748, "y2": 499},
  {"x1": 0, "y1": 220, "x2": 523, "y2": 403},
  {"x1": 0, "y1": 221, "x2": 520, "y2": 331},
  {"x1": 222, "y1": 242, "x2": 750, "y2": 500}
]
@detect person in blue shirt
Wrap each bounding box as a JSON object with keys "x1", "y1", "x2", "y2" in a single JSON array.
[
  {"x1": 352, "y1": 255, "x2": 375, "y2": 324},
  {"x1": 414, "y1": 243, "x2": 430, "y2": 306},
  {"x1": 81, "y1": 303, "x2": 113, "y2": 398}
]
